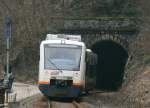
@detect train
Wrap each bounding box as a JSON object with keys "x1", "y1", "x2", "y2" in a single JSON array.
[{"x1": 38, "y1": 34, "x2": 97, "y2": 98}]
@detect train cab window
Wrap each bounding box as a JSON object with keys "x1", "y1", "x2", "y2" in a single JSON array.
[{"x1": 44, "y1": 44, "x2": 82, "y2": 71}]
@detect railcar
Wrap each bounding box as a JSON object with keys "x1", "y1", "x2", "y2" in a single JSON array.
[{"x1": 38, "y1": 34, "x2": 97, "y2": 98}]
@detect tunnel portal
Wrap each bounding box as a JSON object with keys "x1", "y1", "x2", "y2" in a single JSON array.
[{"x1": 91, "y1": 40, "x2": 128, "y2": 90}]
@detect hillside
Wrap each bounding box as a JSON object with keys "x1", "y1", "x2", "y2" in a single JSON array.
[{"x1": 0, "y1": 0, "x2": 138, "y2": 80}]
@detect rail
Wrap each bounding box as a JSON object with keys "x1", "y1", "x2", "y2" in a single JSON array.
[
  {"x1": 48, "y1": 100, "x2": 83, "y2": 108},
  {"x1": 72, "y1": 101, "x2": 83, "y2": 108}
]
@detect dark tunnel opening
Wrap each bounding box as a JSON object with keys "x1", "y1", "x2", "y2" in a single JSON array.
[{"x1": 91, "y1": 40, "x2": 128, "y2": 91}]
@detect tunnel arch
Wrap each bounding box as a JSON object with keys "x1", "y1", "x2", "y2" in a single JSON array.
[{"x1": 89, "y1": 35, "x2": 129, "y2": 90}]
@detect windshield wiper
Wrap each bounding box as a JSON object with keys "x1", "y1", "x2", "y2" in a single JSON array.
[{"x1": 47, "y1": 58, "x2": 63, "y2": 73}]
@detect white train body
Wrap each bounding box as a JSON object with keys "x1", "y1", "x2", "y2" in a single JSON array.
[{"x1": 38, "y1": 34, "x2": 87, "y2": 97}]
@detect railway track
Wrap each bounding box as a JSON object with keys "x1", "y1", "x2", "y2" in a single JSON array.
[
  {"x1": 48, "y1": 100, "x2": 83, "y2": 108},
  {"x1": 34, "y1": 96, "x2": 96, "y2": 108}
]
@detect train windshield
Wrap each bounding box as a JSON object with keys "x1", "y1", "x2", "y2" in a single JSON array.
[{"x1": 44, "y1": 44, "x2": 82, "y2": 71}]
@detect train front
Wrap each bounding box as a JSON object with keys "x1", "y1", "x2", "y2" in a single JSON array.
[{"x1": 38, "y1": 35, "x2": 86, "y2": 98}]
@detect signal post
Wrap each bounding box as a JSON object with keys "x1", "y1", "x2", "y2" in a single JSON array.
[{"x1": 0, "y1": 17, "x2": 13, "y2": 108}]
